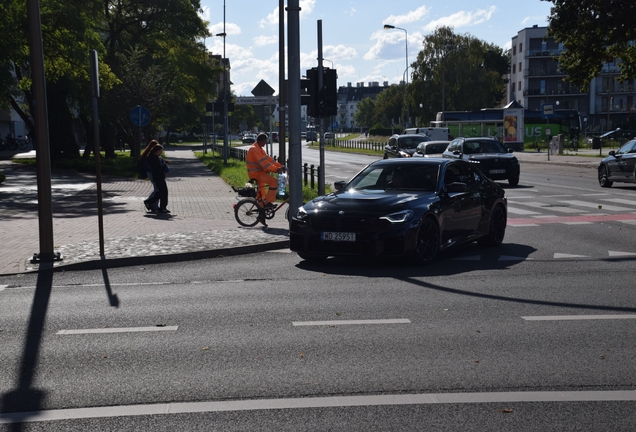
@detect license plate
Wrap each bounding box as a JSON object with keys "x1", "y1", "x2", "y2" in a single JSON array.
[
  {"x1": 321, "y1": 232, "x2": 356, "y2": 242},
  {"x1": 489, "y1": 169, "x2": 505, "y2": 174}
]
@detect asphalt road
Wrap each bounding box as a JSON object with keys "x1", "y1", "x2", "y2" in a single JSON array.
[{"x1": 1, "y1": 163, "x2": 636, "y2": 430}]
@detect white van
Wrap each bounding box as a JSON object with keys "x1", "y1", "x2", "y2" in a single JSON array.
[{"x1": 404, "y1": 127, "x2": 450, "y2": 141}]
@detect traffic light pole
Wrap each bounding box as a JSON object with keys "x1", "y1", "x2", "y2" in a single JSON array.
[{"x1": 317, "y1": 20, "x2": 325, "y2": 196}]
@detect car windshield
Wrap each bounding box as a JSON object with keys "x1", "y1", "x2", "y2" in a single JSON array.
[
  {"x1": 399, "y1": 137, "x2": 429, "y2": 149},
  {"x1": 463, "y1": 140, "x2": 507, "y2": 154},
  {"x1": 425, "y1": 143, "x2": 448, "y2": 154},
  {"x1": 347, "y1": 164, "x2": 439, "y2": 192}
]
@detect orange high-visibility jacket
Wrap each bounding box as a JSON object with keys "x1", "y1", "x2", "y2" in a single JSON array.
[{"x1": 246, "y1": 143, "x2": 283, "y2": 178}]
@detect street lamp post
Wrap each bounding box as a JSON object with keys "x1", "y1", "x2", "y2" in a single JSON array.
[
  {"x1": 606, "y1": 63, "x2": 620, "y2": 133},
  {"x1": 384, "y1": 24, "x2": 409, "y2": 128}
]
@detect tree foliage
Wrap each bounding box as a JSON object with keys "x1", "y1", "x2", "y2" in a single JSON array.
[
  {"x1": 410, "y1": 26, "x2": 509, "y2": 125},
  {"x1": 543, "y1": 0, "x2": 636, "y2": 89},
  {"x1": 354, "y1": 97, "x2": 375, "y2": 129},
  {"x1": 1, "y1": 0, "x2": 221, "y2": 159},
  {"x1": 373, "y1": 85, "x2": 405, "y2": 127}
]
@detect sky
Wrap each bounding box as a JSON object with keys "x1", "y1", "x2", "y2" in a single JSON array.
[{"x1": 199, "y1": 0, "x2": 553, "y2": 97}]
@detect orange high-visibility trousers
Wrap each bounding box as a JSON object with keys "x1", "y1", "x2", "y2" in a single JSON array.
[{"x1": 250, "y1": 171, "x2": 278, "y2": 203}]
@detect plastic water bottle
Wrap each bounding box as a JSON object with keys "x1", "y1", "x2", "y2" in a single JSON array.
[{"x1": 277, "y1": 172, "x2": 287, "y2": 197}]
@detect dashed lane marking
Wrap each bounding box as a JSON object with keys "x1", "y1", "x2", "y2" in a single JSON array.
[
  {"x1": 292, "y1": 319, "x2": 411, "y2": 326},
  {"x1": 57, "y1": 326, "x2": 178, "y2": 335},
  {"x1": 0, "y1": 285, "x2": 7, "y2": 292},
  {"x1": 554, "y1": 253, "x2": 589, "y2": 259},
  {"x1": 608, "y1": 251, "x2": 636, "y2": 257},
  {"x1": 508, "y1": 213, "x2": 636, "y2": 226},
  {"x1": 3, "y1": 391, "x2": 636, "y2": 424},
  {"x1": 509, "y1": 201, "x2": 584, "y2": 214},
  {"x1": 602, "y1": 198, "x2": 636, "y2": 206},
  {"x1": 506, "y1": 207, "x2": 541, "y2": 215},
  {"x1": 522, "y1": 315, "x2": 636, "y2": 321}
]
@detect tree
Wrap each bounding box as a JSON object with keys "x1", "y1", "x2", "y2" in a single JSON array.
[
  {"x1": 373, "y1": 85, "x2": 405, "y2": 127},
  {"x1": 543, "y1": 0, "x2": 636, "y2": 89},
  {"x1": 410, "y1": 26, "x2": 509, "y2": 124},
  {"x1": 354, "y1": 97, "x2": 375, "y2": 130}
]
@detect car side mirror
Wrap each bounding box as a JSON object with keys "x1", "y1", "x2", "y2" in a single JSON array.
[
  {"x1": 608, "y1": 150, "x2": 616, "y2": 157},
  {"x1": 334, "y1": 181, "x2": 346, "y2": 191},
  {"x1": 452, "y1": 150, "x2": 461, "y2": 155},
  {"x1": 446, "y1": 182, "x2": 467, "y2": 192},
  {"x1": 507, "y1": 148, "x2": 514, "y2": 153}
]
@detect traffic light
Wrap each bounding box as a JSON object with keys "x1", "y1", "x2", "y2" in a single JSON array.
[{"x1": 305, "y1": 67, "x2": 338, "y2": 118}]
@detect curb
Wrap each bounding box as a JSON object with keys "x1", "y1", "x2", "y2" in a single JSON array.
[
  {"x1": 519, "y1": 158, "x2": 599, "y2": 169},
  {"x1": 16, "y1": 239, "x2": 290, "y2": 275}
]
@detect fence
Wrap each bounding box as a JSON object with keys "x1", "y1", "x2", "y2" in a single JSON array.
[
  {"x1": 209, "y1": 143, "x2": 322, "y2": 190},
  {"x1": 321, "y1": 139, "x2": 385, "y2": 152}
]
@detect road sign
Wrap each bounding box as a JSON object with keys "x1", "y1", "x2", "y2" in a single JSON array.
[
  {"x1": 542, "y1": 104, "x2": 555, "y2": 119},
  {"x1": 235, "y1": 96, "x2": 279, "y2": 105},
  {"x1": 252, "y1": 79, "x2": 275, "y2": 97},
  {"x1": 332, "y1": 121, "x2": 338, "y2": 128},
  {"x1": 130, "y1": 105, "x2": 150, "y2": 127}
]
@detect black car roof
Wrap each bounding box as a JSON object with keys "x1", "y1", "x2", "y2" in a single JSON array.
[{"x1": 371, "y1": 157, "x2": 450, "y2": 167}]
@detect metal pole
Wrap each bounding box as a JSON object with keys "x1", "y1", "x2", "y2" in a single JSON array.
[
  {"x1": 27, "y1": 0, "x2": 55, "y2": 262},
  {"x1": 278, "y1": 0, "x2": 286, "y2": 166},
  {"x1": 287, "y1": 0, "x2": 302, "y2": 221},
  {"x1": 317, "y1": 20, "x2": 325, "y2": 195},
  {"x1": 222, "y1": 0, "x2": 229, "y2": 165},
  {"x1": 90, "y1": 51, "x2": 105, "y2": 257}
]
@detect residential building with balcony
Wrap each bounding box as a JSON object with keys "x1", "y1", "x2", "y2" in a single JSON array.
[{"x1": 509, "y1": 25, "x2": 636, "y2": 132}]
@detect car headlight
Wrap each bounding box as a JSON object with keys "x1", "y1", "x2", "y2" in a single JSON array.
[
  {"x1": 296, "y1": 206, "x2": 308, "y2": 220},
  {"x1": 379, "y1": 209, "x2": 414, "y2": 223}
]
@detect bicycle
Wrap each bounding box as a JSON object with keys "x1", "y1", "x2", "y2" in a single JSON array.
[{"x1": 232, "y1": 179, "x2": 289, "y2": 227}]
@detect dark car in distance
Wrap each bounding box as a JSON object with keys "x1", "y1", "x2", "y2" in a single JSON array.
[
  {"x1": 290, "y1": 158, "x2": 508, "y2": 263},
  {"x1": 383, "y1": 134, "x2": 431, "y2": 159},
  {"x1": 598, "y1": 139, "x2": 636, "y2": 187},
  {"x1": 443, "y1": 137, "x2": 520, "y2": 186}
]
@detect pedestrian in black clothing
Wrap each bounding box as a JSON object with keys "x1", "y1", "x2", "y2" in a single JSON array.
[{"x1": 145, "y1": 145, "x2": 170, "y2": 213}]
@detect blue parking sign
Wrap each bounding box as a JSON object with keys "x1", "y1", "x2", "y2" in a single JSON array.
[
  {"x1": 130, "y1": 105, "x2": 151, "y2": 127},
  {"x1": 332, "y1": 121, "x2": 338, "y2": 128}
]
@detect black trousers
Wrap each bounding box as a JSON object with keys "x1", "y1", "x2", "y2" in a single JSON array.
[{"x1": 147, "y1": 177, "x2": 168, "y2": 210}]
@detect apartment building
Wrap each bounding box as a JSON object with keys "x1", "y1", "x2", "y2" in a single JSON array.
[
  {"x1": 510, "y1": 25, "x2": 636, "y2": 131},
  {"x1": 336, "y1": 81, "x2": 390, "y2": 131}
]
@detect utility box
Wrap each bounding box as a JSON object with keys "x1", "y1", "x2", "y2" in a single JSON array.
[{"x1": 404, "y1": 127, "x2": 450, "y2": 140}]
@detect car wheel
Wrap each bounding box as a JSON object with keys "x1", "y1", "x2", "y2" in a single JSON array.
[
  {"x1": 508, "y1": 177, "x2": 519, "y2": 187},
  {"x1": 598, "y1": 165, "x2": 613, "y2": 188},
  {"x1": 478, "y1": 204, "x2": 507, "y2": 247},
  {"x1": 297, "y1": 252, "x2": 328, "y2": 261},
  {"x1": 414, "y1": 217, "x2": 440, "y2": 264}
]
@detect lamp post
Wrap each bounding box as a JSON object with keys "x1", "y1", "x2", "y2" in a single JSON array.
[
  {"x1": 606, "y1": 63, "x2": 620, "y2": 133},
  {"x1": 215, "y1": 30, "x2": 229, "y2": 164},
  {"x1": 384, "y1": 24, "x2": 409, "y2": 128}
]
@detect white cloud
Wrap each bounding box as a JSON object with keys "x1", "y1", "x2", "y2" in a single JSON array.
[
  {"x1": 384, "y1": 5, "x2": 430, "y2": 26},
  {"x1": 346, "y1": 7, "x2": 357, "y2": 17},
  {"x1": 254, "y1": 35, "x2": 278, "y2": 47},
  {"x1": 424, "y1": 6, "x2": 497, "y2": 31},
  {"x1": 208, "y1": 22, "x2": 241, "y2": 37},
  {"x1": 363, "y1": 29, "x2": 406, "y2": 61},
  {"x1": 521, "y1": 16, "x2": 548, "y2": 26},
  {"x1": 259, "y1": 0, "x2": 316, "y2": 27}
]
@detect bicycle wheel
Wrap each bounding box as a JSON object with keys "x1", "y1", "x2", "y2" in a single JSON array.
[{"x1": 234, "y1": 198, "x2": 262, "y2": 227}]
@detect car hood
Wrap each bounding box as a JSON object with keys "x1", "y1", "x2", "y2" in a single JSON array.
[{"x1": 304, "y1": 189, "x2": 436, "y2": 213}]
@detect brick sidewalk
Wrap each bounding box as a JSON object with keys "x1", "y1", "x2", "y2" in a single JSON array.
[{"x1": 0, "y1": 149, "x2": 288, "y2": 275}]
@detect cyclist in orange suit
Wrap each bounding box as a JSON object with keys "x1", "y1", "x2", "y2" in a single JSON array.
[{"x1": 246, "y1": 133, "x2": 284, "y2": 208}]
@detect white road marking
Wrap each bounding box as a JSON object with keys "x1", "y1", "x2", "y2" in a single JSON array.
[
  {"x1": 506, "y1": 207, "x2": 541, "y2": 215},
  {"x1": 292, "y1": 319, "x2": 411, "y2": 326},
  {"x1": 267, "y1": 249, "x2": 293, "y2": 253},
  {"x1": 581, "y1": 193, "x2": 610, "y2": 196},
  {"x1": 508, "y1": 224, "x2": 540, "y2": 227},
  {"x1": 3, "y1": 391, "x2": 636, "y2": 424},
  {"x1": 542, "y1": 195, "x2": 573, "y2": 198},
  {"x1": 561, "y1": 200, "x2": 632, "y2": 212},
  {"x1": 608, "y1": 251, "x2": 636, "y2": 257},
  {"x1": 513, "y1": 202, "x2": 584, "y2": 214},
  {"x1": 522, "y1": 315, "x2": 636, "y2": 321},
  {"x1": 602, "y1": 198, "x2": 636, "y2": 206},
  {"x1": 0, "y1": 285, "x2": 7, "y2": 292},
  {"x1": 554, "y1": 253, "x2": 589, "y2": 259},
  {"x1": 619, "y1": 220, "x2": 636, "y2": 225},
  {"x1": 561, "y1": 221, "x2": 593, "y2": 225},
  {"x1": 56, "y1": 326, "x2": 178, "y2": 335}
]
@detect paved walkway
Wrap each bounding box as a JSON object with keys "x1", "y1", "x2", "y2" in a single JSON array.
[
  {"x1": 0, "y1": 144, "x2": 609, "y2": 275},
  {"x1": 0, "y1": 147, "x2": 288, "y2": 275}
]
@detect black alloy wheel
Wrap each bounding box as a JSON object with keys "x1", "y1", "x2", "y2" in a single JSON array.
[
  {"x1": 598, "y1": 165, "x2": 613, "y2": 188},
  {"x1": 414, "y1": 217, "x2": 440, "y2": 264},
  {"x1": 508, "y1": 177, "x2": 519, "y2": 187},
  {"x1": 478, "y1": 204, "x2": 507, "y2": 247}
]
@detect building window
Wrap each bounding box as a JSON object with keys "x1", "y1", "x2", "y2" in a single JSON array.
[
  {"x1": 513, "y1": 46, "x2": 516, "y2": 55},
  {"x1": 518, "y1": 81, "x2": 522, "y2": 91},
  {"x1": 519, "y1": 62, "x2": 522, "y2": 72},
  {"x1": 519, "y1": 43, "x2": 522, "y2": 52},
  {"x1": 512, "y1": 82, "x2": 516, "y2": 91},
  {"x1": 512, "y1": 64, "x2": 516, "y2": 74}
]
